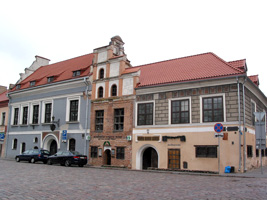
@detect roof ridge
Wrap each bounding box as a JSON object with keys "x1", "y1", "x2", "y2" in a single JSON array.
[
  {"x1": 228, "y1": 59, "x2": 246, "y2": 63},
  {"x1": 48, "y1": 52, "x2": 94, "y2": 66},
  {"x1": 208, "y1": 52, "x2": 244, "y2": 73},
  {"x1": 134, "y1": 52, "x2": 213, "y2": 68}
]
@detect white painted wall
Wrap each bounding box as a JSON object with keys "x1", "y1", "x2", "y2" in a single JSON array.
[
  {"x1": 122, "y1": 78, "x2": 133, "y2": 95},
  {"x1": 109, "y1": 62, "x2": 120, "y2": 77},
  {"x1": 97, "y1": 51, "x2": 107, "y2": 63}
]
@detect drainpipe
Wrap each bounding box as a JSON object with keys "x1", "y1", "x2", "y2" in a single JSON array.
[
  {"x1": 237, "y1": 77, "x2": 241, "y2": 171},
  {"x1": 5, "y1": 93, "x2": 11, "y2": 158},
  {"x1": 83, "y1": 77, "x2": 90, "y2": 157},
  {"x1": 243, "y1": 77, "x2": 247, "y2": 172}
]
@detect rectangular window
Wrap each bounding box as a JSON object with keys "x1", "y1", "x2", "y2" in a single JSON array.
[
  {"x1": 137, "y1": 103, "x2": 153, "y2": 125},
  {"x1": 168, "y1": 149, "x2": 180, "y2": 169},
  {"x1": 116, "y1": 147, "x2": 125, "y2": 159},
  {"x1": 195, "y1": 146, "x2": 217, "y2": 158},
  {"x1": 73, "y1": 70, "x2": 81, "y2": 77},
  {"x1": 171, "y1": 99, "x2": 189, "y2": 124},
  {"x1": 251, "y1": 101, "x2": 256, "y2": 126},
  {"x1": 69, "y1": 100, "x2": 79, "y2": 122},
  {"x1": 1, "y1": 112, "x2": 6, "y2": 126},
  {"x1": 22, "y1": 106, "x2": 28, "y2": 125},
  {"x1": 32, "y1": 105, "x2": 39, "y2": 124},
  {"x1": 91, "y1": 146, "x2": 98, "y2": 158},
  {"x1": 203, "y1": 96, "x2": 223, "y2": 122},
  {"x1": 13, "y1": 108, "x2": 19, "y2": 125},
  {"x1": 114, "y1": 108, "x2": 124, "y2": 131},
  {"x1": 45, "y1": 103, "x2": 52, "y2": 123},
  {"x1": 47, "y1": 76, "x2": 54, "y2": 83},
  {"x1": 95, "y1": 110, "x2": 104, "y2": 131},
  {"x1": 256, "y1": 149, "x2": 259, "y2": 157},
  {"x1": 247, "y1": 145, "x2": 253, "y2": 157},
  {"x1": 30, "y1": 81, "x2": 36, "y2": 86}
]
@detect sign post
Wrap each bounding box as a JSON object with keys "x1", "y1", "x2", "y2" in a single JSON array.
[
  {"x1": 254, "y1": 112, "x2": 266, "y2": 175},
  {"x1": 214, "y1": 123, "x2": 224, "y2": 174}
]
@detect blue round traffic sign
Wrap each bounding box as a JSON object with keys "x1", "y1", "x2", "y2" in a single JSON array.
[{"x1": 214, "y1": 123, "x2": 223, "y2": 133}]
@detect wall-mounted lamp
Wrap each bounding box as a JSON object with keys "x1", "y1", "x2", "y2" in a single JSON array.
[{"x1": 50, "y1": 116, "x2": 60, "y2": 131}]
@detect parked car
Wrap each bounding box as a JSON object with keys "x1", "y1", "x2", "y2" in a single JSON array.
[
  {"x1": 15, "y1": 149, "x2": 50, "y2": 164},
  {"x1": 47, "y1": 150, "x2": 87, "y2": 167}
]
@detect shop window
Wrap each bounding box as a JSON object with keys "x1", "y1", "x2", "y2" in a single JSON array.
[
  {"x1": 91, "y1": 146, "x2": 98, "y2": 158},
  {"x1": 137, "y1": 102, "x2": 153, "y2": 125},
  {"x1": 247, "y1": 145, "x2": 253, "y2": 157},
  {"x1": 195, "y1": 146, "x2": 217, "y2": 158},
  {"x1": 116, "y1": 147, "x2": 125, "y2": 159},
  {"x1": 203, "y1": 96, "x2": 223, "y2": 122}
]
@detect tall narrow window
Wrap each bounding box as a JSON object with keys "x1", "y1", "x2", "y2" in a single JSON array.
[
  {"x1": 32, "y1": 105, "x2": 39, "y2": 124},
  {"x1": 251, "y1": 101, "x2": 256, "y2": 126},
  {"x1": 91, "y1": 146, "x2": 98, "y2": 158},
  {"x1": 137, "y1": 103, "x2": 153, "y2": 125},
  {"x1": 22, "y1": 106, "x2": 28, "y2": 125},
  {"x1": 13, "y1": 138, "x2": 18, "y2": 150},
  {"x1": 69, "y1": 138, "x2": 76, "y2": 151},
  {"x1": 13, "y1": 108, "x2": 19, "y2": 125},
  {"x1": 116, "y1": 147, "x2": 125, "y2": 159},
  {"x1": 69, "y1": 100, "x2": 79, "y2": 121},
  {"x1": 99, "y1": 69, "x2": 104, "y2": 79},
  {"x1": 98, "y1": 87, "x2": 104, "y2": 98},
  {"x1": 114, "y1": 108, "x2": 124, "y2": 131},
  {"x1": 95, "y1": 110, "x2": 104, "y2": 131},
  {"x1": 171, "y1": 99, "x2": 189, "y2": 124},
  {"x1": 21, "y1": 142, "x2": 26, "y2": 153},
  {"x1": 1, "y1": 112, "x2": 6, "y2": 126},
  {"x1": 247, "y1": 145, "x2": 253, "y2": 157},
  {"x1": 45, "y1": 103, "x2": 52, "y2": 123},
  {"x1": 111, "y1": 85, "x2": 117, "y2": 96},
  {"x1": 203, "y1": 96, "x2": 223, "y2": 122}
]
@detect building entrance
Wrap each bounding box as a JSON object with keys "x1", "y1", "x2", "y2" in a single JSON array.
[
  {"x1": 142, "y1": 147, "x2": 158, "y2": 169},
  {"x1": 104, "y1": 149, "x2": 111, "y2": 165},
  {"x1": 50, "y1": 140, "x2": 57, "y2": 155}
]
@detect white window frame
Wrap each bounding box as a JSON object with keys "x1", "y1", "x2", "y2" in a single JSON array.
[
  {"x1": 30, "y1": 102, "x2": 41, "y2": 125},
  {"x1": 135, "y1": 100, "x2": 155, "y2": 127},
  {"x1": 200, "y1": 93, "x2": 226, "y2": 123},
  {"x1": 66, "y1": 96, "x2": 81, "y2": 122},
  {"x1": 96, "y1": 82, "x2": 105, "y2": 99},
  {"x1": 42, "y1": 100, "x2": 53, "y2": 123},
  {"x1": 20, "y1": 104, "x2": 29, "y2": 125},
  {"x1": 168, "y1": 97, "x2": 192, "y2": 125},
  {"x1": 11, "y1": 106, "x2": 20, "y2": 125}
]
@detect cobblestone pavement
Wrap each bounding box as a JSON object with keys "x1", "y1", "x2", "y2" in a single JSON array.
[{"x1": 0, "y1": 159, "x2": 266, "y2": 200}]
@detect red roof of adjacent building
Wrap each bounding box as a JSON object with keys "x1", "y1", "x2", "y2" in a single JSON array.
[
  {"x1": 11, "y1": 53, "x2": 94, "y2": 91},
  {"x1": 228, "y1": 59, "x2": 246, "y2": 72},
  {"x1": 248, "y1": 75, "x2": 259, "y2": 86},
  {"x1": 0, "y1": 91, "x2": 8, "y2": 102},
  {"x1": 136, "y1": 52, "x2": 246, "y2": 87}
]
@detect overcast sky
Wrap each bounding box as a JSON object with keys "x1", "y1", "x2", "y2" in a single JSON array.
[{"x1": 0, "y1": 0, "x2": 266, "y2": 95}]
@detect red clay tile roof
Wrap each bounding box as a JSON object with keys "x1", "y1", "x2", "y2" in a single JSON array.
[
  {"x1": 248, "y1": 75, "x2": 259, "y2": 86},
  {"x1": 11, "y1": 53, "x2": 94, "y2": 91},
  {"x1": 0, "y1": 91, "x2": 8, "y2": 102},
  {"x1": 137, "y1": 52, "x2": 245, "y2": 87},
  {"x1": 228, "y1": 59, "x2": 246, "y2": 72},
  {"x1": 122, "y1": 67, "x2": 140, "y2": 75}
]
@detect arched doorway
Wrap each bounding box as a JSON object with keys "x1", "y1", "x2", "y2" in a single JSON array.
[
  {"x1": 103, "y1": 149, "x2": 111, "y2": 165},
  {"x1": 142, "y1": 147, "x2": 158, "y2": 170},
  {"x1": 50, "y1": 140, "x2": 57, "y2": 155},
  {"x1": 69, "y1": 138, "x2": 75, "y2": 151}
]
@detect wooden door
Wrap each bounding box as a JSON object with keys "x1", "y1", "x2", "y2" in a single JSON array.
[{"x1": 168, "y1": 149, "x2": 180, "y2": 169}]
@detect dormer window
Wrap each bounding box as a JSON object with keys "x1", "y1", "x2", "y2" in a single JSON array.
[
  {"x1": 16, "y1": 84, "x2": 21, "y2": 89},
  {"x1": 99, "y1": 69, "x2": 104, "y2": 79},
  {"x1": 111, "y1": 85, "x2": 117, "y2": 96},
  {"x1": 30, "y1": 81, "x2": 36, "y2": 86},
  {"x1": 47, "y1": 76, "x2": 54, "y2": 83},
  {"x1": 98, "y1": 87, "x2": 104, "y2": 98},
  {"x1": 73, "y1": 70, "x2": 81, "y2": 77}
]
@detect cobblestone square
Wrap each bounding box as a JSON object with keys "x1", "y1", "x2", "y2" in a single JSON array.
[{"x1": 0, "y1": 159, "x2": 266, "y2": 199}]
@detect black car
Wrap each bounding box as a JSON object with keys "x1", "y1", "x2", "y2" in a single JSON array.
[
  {"x1": 47, "y1": 150, "x2": 87, "y2": 167},
  {"x1": 15, "y1": 149, "x2": 50, "y2": 164}
]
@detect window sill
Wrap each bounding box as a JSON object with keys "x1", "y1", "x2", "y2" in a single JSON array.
[
  {"x1": 113, "y1": 130, "x2": 124, "y2": 133},
  {"x1": 66, "y1": 121, "x2": 79, "y2": 124}
]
